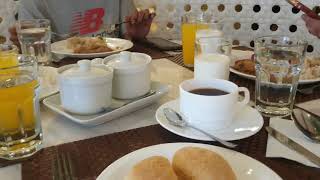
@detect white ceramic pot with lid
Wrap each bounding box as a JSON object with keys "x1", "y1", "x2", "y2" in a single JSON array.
[
  {"x1": 104, "y1": 51, "x2": 151, "y2": 99},
  {"x1": 58, "y1": 60, "x2": 113, "y2": 115}
]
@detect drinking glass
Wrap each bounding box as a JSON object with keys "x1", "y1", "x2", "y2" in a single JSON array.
[
  {"x1": 254, "y1": 36, "x2": 307, "y2": 117},
  {"x1": 16, "y1": 19, "x2": 51, "y2": 66},
  {"x1": 195, "y1": 36, "x2": 231, "y2": 56},
  {"x1": 0, "y1": 55, "x2": 42, "y2": 160},
  {"x1": 181, "y1": 13, "x2": 215, "y2": 67},
  {"x1": 194, "y1": 37, "x2": 231, "y2": 80}
]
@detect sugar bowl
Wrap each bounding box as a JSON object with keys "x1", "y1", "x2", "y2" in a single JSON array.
[
  {"x1": 58, "y1": 60, "x2": 113, "y2": 115},
  {"x1": 104, "y1": 51, "x2": 151, "y2": 99}
]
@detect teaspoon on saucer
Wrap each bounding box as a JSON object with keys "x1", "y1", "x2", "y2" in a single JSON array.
[
  {"x1": 292, "y1": 108, "x2": 320, "y2": 143},
  {"x1": 163, "y1": 108, "x2": 238, "y2": 148}
]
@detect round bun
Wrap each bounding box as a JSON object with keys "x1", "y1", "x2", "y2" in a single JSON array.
[
  {"x1": 172, "y1": 147, "x2": 236, "y2": 180},
  {"x1": 125, "y1": 156, "x2": 178, "y2": 180}
]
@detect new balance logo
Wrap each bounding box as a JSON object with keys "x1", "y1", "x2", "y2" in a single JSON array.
[{"x1": 71, "y1": 8, "x2": 105, "y2": 35}]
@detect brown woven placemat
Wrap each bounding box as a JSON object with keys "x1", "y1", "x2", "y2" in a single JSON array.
[
  {"x1": 19, "y1": 53, "x2": 320, "y2": 180},
  {"x1": 129, "y1": 42, "x2": 173, "y2": 59},
  {"x1": 21, "y1": 123, "x2": 320, "y2": 180}
]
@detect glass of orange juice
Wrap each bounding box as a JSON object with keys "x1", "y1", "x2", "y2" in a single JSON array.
[
  {"x1": 181, "y1": 13, "x2": 211, "y2": 67},
  {"x1": 0, "y1": 54, "x2": 42, "y2": 160}
]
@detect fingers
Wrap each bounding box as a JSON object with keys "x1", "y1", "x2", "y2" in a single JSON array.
[
  {"x1": 302, "y1": 14, "x2": 320, "y2": 38},
  {"x1": 137, "y1": 9, "x2": 147, "y2": 23},
  {"x1": 8, "y1": 26, "x2": 17, "y2": 36},
  {"x1": 130, "y1": 11, "x2": 139, "y2": 24},
  {"x1": 125, "y1": 15, "x2": 131, "y2": 25},
  {"x1": 8, "y1": 26, "x2": 20, "y2": 46},
  {"x1": 127, "y1": 9, "x2": 156, "y2": 25}
]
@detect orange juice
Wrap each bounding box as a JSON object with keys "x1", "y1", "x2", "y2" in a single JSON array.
[
  {"x1": 0, "y1": 45, "x2": 19, "y2": 68},
  {"x1": 0, "y1": 55, "x2": 42, "y2": 159},
  {"x1": 0, "y1": 53, "x2": 18, "y2": 68},
  {"x1": 182, "y1": 23, "x2": 208, "y2": 67},
  {"x1": 0, "y1": 79, "x2": 38, "y2": 135}
]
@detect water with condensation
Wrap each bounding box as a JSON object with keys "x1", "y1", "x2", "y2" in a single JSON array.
[
  {"x1": 255, "y1": 50, "x2": 303, "y2": 117},
  {"x1": 19, "y1": 27, "x2": 51, "y2": 65}
]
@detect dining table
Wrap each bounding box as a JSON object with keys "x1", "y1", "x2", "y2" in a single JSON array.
[{"x1": 0, "y1": 41, "x2": 320, "y2": 180}]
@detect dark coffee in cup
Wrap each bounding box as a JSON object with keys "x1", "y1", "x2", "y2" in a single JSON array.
[
  {"x1": 180, "y1": 79, "x2": 250, "y2": 131},
  {"x1": 189, "y1": 88, "x2": 229, "y2": 96}
]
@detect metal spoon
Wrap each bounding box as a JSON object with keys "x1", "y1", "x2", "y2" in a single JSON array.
[
  {"x1": 163, "y1": 108, "x2": 238, "y2": 148},
  {"x1": 297, "y1": 84, "x2": 320, "y2": 95},
  {"x1": 292, "y1": 108, "x2": 320, "y2": 142}
]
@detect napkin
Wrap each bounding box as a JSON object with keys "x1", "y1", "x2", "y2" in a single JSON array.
[
  {"x1": 295, "y1": 99, "x2": 320, "y2": 117},
  {"x1": 266, "y1": 118, "x2": 320, "y2": 168}
]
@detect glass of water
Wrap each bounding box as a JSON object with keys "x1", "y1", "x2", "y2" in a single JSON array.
[
  {"x1": 16, "y1": 19, "x2": 51, "y2": 66},
  {"x1": 254, "y1": 36, "x2": 307, "y2": 117}
]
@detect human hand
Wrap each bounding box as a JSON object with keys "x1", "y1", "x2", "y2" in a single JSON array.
[
  {"x1": 8, "y1": 26, "x2": 20, "y2": 47},
  {"x1": 302, "y1": 14, "x2": 320, "y2": 38},
  {"x1": 125, "y1": 9, "x2": 155, "y2": 40}
]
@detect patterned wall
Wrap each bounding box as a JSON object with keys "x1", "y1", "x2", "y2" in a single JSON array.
[{"x1": 134, "y1": 0, "x2": 320, "y2": 56}]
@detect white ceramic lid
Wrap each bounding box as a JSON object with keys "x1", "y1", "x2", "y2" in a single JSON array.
[
  {"x1": 59, "y1": 60, "x2": 113, "y2": 84},
  {"x1": 106, "y1": 51, "x2": 151, "y2": 73}
]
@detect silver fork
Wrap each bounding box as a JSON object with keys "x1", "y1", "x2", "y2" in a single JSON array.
[
  {"x1": 297, "y1": 84, "x2": 320, "y2": 95},
  {"x1": 52, "y1": 152, "x2": 75, "y2": 180}
]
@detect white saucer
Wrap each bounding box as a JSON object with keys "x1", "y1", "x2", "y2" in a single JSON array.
[{"x1": 156, "y1": 100, "x2": 264, "y2": 141}]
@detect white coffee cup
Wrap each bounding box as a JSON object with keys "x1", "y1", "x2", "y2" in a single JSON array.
[{"x1": 179, "y1": 79, "x2": 250, "y2": 132}]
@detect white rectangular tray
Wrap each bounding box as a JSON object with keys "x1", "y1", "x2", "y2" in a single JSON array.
[{"x1": 43, "y1": 81, "x2": 170, "y2": 126}]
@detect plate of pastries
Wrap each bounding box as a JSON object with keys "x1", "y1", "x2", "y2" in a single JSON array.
[
  {"x1": 96, "y1": 143, "x2": 281, "y2": 180},
  {"x1": 51, "y1": 37, "x2": 133, "y2": 58}
]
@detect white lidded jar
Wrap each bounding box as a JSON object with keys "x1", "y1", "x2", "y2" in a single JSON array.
[
  {"x1": 58, "y1": 60, "x2": 113, "y2": 115},
  {"x1": 105, "y1": 51, "x2": 151, "y2": 99}
]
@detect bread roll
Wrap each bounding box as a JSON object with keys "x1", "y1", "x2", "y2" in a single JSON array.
[
  {"x1": 172, "y1": 147, "x2": 236, "y2": 180},
  {"x1": 125, "y1": 156, "x2": 178, "y2": 180}
]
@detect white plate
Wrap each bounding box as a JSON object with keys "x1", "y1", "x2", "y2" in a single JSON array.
[
  {"x1": 43, "y1": 81, "x2": 169, "y2": 126},
  {"x1": 97, "y1": 143, "x2": 282, "y2": 180},
  {"x1": 156, "y1": 100, "x2": 263, "y2": 141},
  {"x1": 51, "y1": 38, "x2": 133, "y2": 58},
  {"x1": 39, "y1": 66, "x2": 59, "y2": 100},
  {"x1": 231, "y1": 50, "x2": 320, "y2": 85}
]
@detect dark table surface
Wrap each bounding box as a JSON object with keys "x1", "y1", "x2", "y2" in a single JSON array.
[{"x1": 18, "y1": 43, "x2": 320, "y2": 180}]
